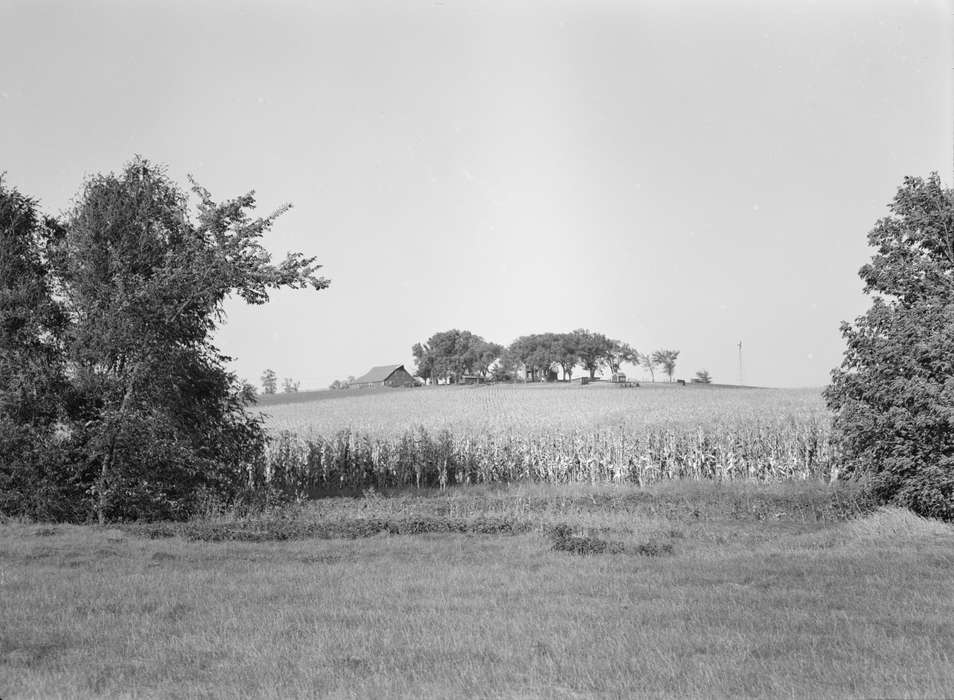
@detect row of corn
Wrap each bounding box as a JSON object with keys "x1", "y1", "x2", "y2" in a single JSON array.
[{"x1": 252, "y1": 420, "x2": 835, "y2": 499}]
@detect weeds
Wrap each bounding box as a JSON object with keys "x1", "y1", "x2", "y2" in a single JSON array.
[
  {"x1": 547, "y1": 523, "x2": 674, "y2": 557},
  {"x1": 125, "y1": 516, "x2": 533, "y2": 542}
]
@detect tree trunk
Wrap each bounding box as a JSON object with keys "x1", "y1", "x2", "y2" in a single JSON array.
[{"x1": 96, "y1": 373, "x2": 138, "y2": 525}]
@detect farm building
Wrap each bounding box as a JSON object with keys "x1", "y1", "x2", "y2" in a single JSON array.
[{"x1": 351, "y1": 364, "x2": 418, "y2": 389}]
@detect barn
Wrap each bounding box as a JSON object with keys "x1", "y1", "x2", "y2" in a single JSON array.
[{"x1": 351, "y1": 364, "x2": 418, "y2": 389}]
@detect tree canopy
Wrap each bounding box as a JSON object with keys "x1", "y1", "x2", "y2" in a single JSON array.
[
  {"x1": 652, "y1": 349, "x2": 681, "y2": 383},
  {"x1": 0, "y1": 158, "x2": 329, "y2": 521},
  {"x1": 412, "y1": 330, "x2": 502, "y2": 383},
  {"x1": 826, "y1": 173, "x2": 954, "y2": 520}
]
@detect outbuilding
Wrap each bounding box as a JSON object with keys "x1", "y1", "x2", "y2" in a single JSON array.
[{"x1": 350, "y1": 364, "x2": 418, "y2": 389}]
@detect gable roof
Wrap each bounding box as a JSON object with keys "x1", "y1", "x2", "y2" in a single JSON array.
[{"x1": 353, "y1": 364, "x2": 405, "y2": 384}]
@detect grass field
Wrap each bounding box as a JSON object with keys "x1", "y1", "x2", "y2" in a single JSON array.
[
  {"x1": 3, "y1": 482, "x2": 954, "y2": 699},
  {"x1": 7, "y1": 386, "x2": 949, "y2": 698}
]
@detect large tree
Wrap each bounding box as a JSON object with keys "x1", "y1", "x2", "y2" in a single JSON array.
[
  {"x1": 411, "y1": 341, "x2": 433, "y2": 382},
  {"x1": 413, "y1": 330, "x2": 501, "y2": 383},
  {"x1": 58, "y1": 158, "x2": 329, "y2": 521},
  {"x1": 0, "y1": 178, "x2": 77, "y2": 519},
  {"x1": 573, "y1": 329, "x2": 614, "y2": 379},
  {"x1": 826, "y1": 173, "x2": 954, "y2": 520},
  {"x1": 640, "y1": 352, "x2": 658, "y2": 383},
  {"x1": 509, "y1": 333, "x2": 559, "y2": 382},
  {"x1": 652, "y1": 349, "x2": 680, "y2": 382},
  {"x1": 552, "y1": 333, "x2": 580, "y2": 381},
  {"x1": 606, "y1": 340, "x2": 639, "y2": 376}
]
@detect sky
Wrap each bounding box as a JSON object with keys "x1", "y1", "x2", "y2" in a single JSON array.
[{"x1": 2, "y1": 0, "x2": 951, "y2": 389}]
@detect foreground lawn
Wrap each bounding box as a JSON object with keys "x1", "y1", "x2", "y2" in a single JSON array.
[{"x1": 2, "y1": 483, "x2": 953, "y2": 699}]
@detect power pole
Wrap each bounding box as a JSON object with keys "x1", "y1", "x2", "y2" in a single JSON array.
[{"x1": 738, "y1": 340, "x2": 744, "y2": 386}]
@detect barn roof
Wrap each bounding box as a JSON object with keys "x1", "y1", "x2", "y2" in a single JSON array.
[{"x1": 353, "y1": 364, "x2": 405, "y2": 384}]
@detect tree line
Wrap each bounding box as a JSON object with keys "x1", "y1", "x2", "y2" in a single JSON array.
[
  {"x1": 260, "y1": 369, "x2": 300, "y2": 394},
  {"x1": 412, "y1": 329, "x2": 690, "y2": 384},
  {"x1": 0, "y1": 159, "x2": 327, "y2": 522}
]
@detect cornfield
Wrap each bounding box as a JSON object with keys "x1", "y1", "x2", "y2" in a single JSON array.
[{"x1": 253, "y1": 384, "x2": 835, "y2": 497}]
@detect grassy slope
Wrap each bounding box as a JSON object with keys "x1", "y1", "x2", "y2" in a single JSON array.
[{"x1": 3, "y1": 483, "x2": 953, "y2": 699}]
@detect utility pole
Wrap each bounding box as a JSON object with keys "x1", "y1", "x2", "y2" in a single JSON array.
[{"x1": 738, "y1": 340, "x2": 744, "y2": 386}]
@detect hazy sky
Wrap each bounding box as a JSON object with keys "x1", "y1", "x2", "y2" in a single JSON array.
[{"x1": 2, "y1": 0, "x2": 951, "y2": 388}]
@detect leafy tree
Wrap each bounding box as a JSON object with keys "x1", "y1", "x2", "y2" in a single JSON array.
[
  {"x1": 572, "y1": 329, "x2": 614, "y2": 379},
  {"x1": 639, "y1": 352, "x2": 658, "y2": 383},
  {"x1": 0, "y1": 178, "x2": 79, "y2": 520},
  {"x1": 57, "y1": 158, "x2": 328, "y2": 522},
  {"x1": 260, "y1": 369, "x2": 278, "y2": 394},
  {"x1": 282, "y1": 378, "x2": 300, "y2": 393},
  {"x1": 606, "y1": 340, "x2": 639, "y2": 376},
  {"x1": 411, "y1": 341, "x2": 433, "y2": 382},
  {"x1": 826, "y1": 173, "x2": 954, "y2": 520},
  {"x1": 471, "y1": 340, "x2": 504, "y2": 378},
  {"x1": 552, "y1": 333, "x2": 579, "y2": 381},
  {"x1": 509, "y1": 334, "x2": 559, "y2": 382},
  {"x1": 694, "y1": 369, "x2": 712, "y2": 384},
  {"x1": 414, "y1": 330, "x2": 501, "y2": 383},
  {"x1": 652, "y1": 349, "x2": 680, "y2": 382},
  {"x1": 489, "y1": 351, "x2": 518, "y2": 382}
]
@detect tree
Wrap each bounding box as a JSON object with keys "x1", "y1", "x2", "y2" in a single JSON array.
[
  {"x1": 606, "y1": 340, "x2": 639, "y2": 376},
  {"x1": 652, "y1": 349, "x2": 680, "y2": 382},
  {"x1": 411, "y1": 342, "x2": 433, "y2": 382},
  {"x1": 552, "y1": 333, "x2": 579, "y2": 381},
  {"x1": 639, "y1": 352, "x2": 658, "y2": 383},
  {"x1": 694, "y1": 369, "x2": 712, "y2": 384},
  {"x1": 282, "y1": 378, "x2": 300, "y2": 393},
  {"x1": 489, "y1": 350, "x2": 518, "y2": 382},
  {"x1": 826, "y1": 173, "x2": 954, "y2": 520},
  {"x1": 509, "y1": 334, "x2": 560, "y2": 382},
  {"x1": 261, "y1": 369, "x2": 278, "y2": 394},
  {"x1": 0, "y1": 177, "x2": 78, "y2": 520},
  {"x1": 470, "y1": 340, "x2": 504, "y2": 378},
  {"x1": 57, "y1": 157, "x2": 329, "y2": 522},
  {"x1": 572, "y1": 329, "x2": 614, "y2": 379},
  {"x1": 413, "y1": 330, "x2": 501, "y2": 383}
]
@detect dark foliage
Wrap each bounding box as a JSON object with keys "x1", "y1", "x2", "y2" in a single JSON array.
[
  {"x1": 125, "y1": 516, "x2": 533, "y2": 542},
  {"x1": 826, "y1": 173, "x2": 954, "y2": 520},
  {"x1": 546, "y1": 524, "x2": 673, "y2": 556},
  {"x1": 0, "y1": 178, "x2": 87, "y2": 520},
  {"x1": 0, "y1": 160, "x2": 327, "y2": 522}
]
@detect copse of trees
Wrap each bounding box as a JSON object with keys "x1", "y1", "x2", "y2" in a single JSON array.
[
  {"x1": 826, "y1": 173, "x2": 954, "y2": 521},
  {"x1": 329, "y1": 375, "x2": 354, "y2": 390},
  {"x1": 0, "y1": 159, "x2": 328, "y2": 522},
  {"x1": 412, "y1": 330, "x2": 502, "y2": 384},
  {"x1": 414, "y1": 329, "x2": 659, "y2": 384}
]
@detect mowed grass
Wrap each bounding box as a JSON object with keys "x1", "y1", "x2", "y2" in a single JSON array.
[{"x1": 3, "y1": 482, "x2": 954, "y2": 699}]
